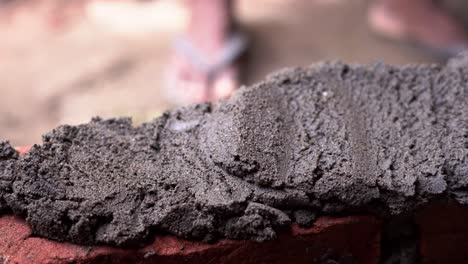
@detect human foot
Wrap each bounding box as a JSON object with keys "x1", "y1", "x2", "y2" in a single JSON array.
[
  {"x1": 166, "y1": 0, "x2": 247, "y2": 105},
  {"x1": 368, "y1": 0, "x2": 468, "y2": 57}
]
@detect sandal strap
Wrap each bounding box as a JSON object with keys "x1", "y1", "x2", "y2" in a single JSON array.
[{"x1": 174, "y1": 32, "x2": 248, "y2": 79}]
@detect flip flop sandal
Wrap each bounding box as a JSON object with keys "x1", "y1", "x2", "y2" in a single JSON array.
[
  {"x1": 367, "y1": 1, "x2": 468, "y2": 61},
  {"x1": 164, "y1": 31, "x2": 248, "y2": 106}
]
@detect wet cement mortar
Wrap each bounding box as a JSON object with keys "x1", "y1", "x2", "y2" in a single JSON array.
[{"x1": 0, "y1": 53, "x2": 467, "y2": 247}]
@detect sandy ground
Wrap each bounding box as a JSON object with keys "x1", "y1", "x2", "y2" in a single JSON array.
[{"x1": 0, "y1": 0, "x2": 442, "y2": 146}]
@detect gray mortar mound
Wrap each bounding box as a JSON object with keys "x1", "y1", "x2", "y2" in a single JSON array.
[{"x1": 0, "y1": 53, "x2": 467, "y2": 247}]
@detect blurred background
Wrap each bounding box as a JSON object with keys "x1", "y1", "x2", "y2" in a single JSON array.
[{"x1": 1, "y1": 0, "x2": 467, "y2": 146}]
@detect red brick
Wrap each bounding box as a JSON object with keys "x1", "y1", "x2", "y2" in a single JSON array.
[
  {"x1": 0, "y1": 146, "x2": 381, "y2": 263},
  {"x1": 416, "y1": 202, "x2": 468, "y2": 264},
  {"x1": 0, "y1": 214, "x2": 381, "y2": 263}
]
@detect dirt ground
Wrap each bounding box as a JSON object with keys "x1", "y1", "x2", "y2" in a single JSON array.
[{"x1": 0, "y1": 0, "x2": 442, "y2": 146}]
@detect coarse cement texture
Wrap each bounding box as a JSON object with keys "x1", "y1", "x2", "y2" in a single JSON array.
[{"x1": 0, "y1": 53, "x2": 467, "y2": 247}]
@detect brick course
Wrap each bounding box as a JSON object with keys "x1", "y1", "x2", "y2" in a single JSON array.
[
  {"x1": 0, "y1": 215, "x2": 380, "y2": 264},
  {"x1": 4, "y1": 146, "x2": 468, "y2": 263}
]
